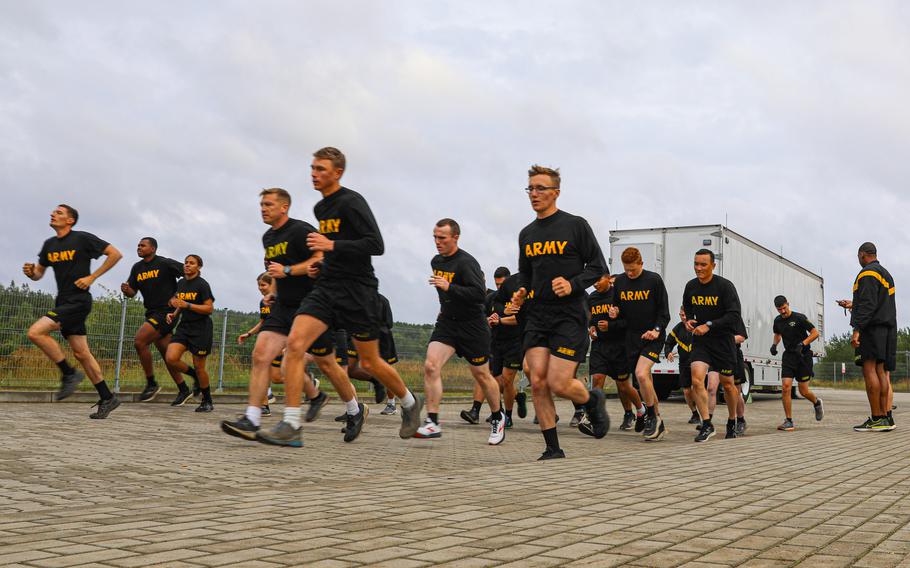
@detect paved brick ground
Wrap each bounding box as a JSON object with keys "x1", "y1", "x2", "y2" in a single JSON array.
[{"x1": 1, "y1": 388, "x2": 909, "y2": 567}]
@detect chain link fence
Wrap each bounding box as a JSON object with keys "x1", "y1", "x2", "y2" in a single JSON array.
[{"x1": 811, "y1": 352, "x2": 910, "y2": 392}]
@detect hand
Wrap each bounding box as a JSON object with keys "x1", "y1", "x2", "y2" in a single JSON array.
[
  {"x1": 589, "y1": 326, "x2": 597, "y2": 339},
  {"x1": 667, "y1": 352, "x2": 676, "y2": 362},
  {"x1": 262, "y1": 293, "x2": 276, "y2": 306},
  {"x1": 608, "y1": 306, "x2": 619, "y2": 319},
  {"x1": 307, "y1": 262, "x2": 321, "y2": 278},
  {"x1": 851, "y1": 330, "x2": 860, "y2": 348},
  {"x1": 169, "y1": 297, "x2": 188, "y2": 309},
  {"x1": 22, "y1": 263, "x2": 36, "y2": 278},
  {"x1": 74, "y1": 275, "x2": 95, "y2": 290},
  {"x1": 488, "y1": 313, "x2": 500, "y2": 326},
  {"x1": 597, "y1": 320, "x2": 609, "y2": 332},
  {"x1": 267, "y1": 262, "x2": 287, "y2": 279},
  {"x1": 504, "y1": 303, "x2": 520, "y2": 315},
  {"x1": 641, "y1": 329, "x2": 659, "y2": 341},
  {"x1": 693, "y1": 324, "x2": 710, "y2": 336},
  {"x1": 551, "y1": 277, "x2": 572, "y2": 297},
  {"x1": 770, "y1": 344, "x2": 778, "y2": 356},
  {"x1": 238, "y1": 332, "x2": 250, "y2": 345},
  {"x1": 836, "y1": 299, "x2": 853, "y2": 310},
  {"x1": 512, "y1": 287, "x2": 527, "y2": 308},
  {"x1": 684, "y1": 319, "x2": 697, "y2": 332},
  {"x1": 307, "y1": 232, "x2": 334, "y2": 252},
  {"x1": 429, "y1": 275, "x2": 450, "y2": 291},
  {"x1": 120, "y1": 282, "x2": 132, "y2": 295},
  {"x1": 166, "y1": 312, "x2": 176, "y2": 325}
]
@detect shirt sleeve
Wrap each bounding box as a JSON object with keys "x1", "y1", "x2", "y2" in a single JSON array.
[
  {"x1": 127, "y1": 264, "x2": 139, "y2": 290},
  {"x1": 851, "y1": 274, "x2": 880, "y2": 330},
  {"x1": 801, "y1": 314, "x2": 816, "y2": 332},
  {"x1": 568, "y1": 219, "x2": 607, "y2": 294},
  {"x1": 446, "y1": 258, "x2": 486, "y2": 304},
  {"x1": 655, "y1": 275, "x2": 670, "y2": 331},
  {"x1": 712, "y1": 280, "x2": 742, "y2": 332},
  {"x1": 772, "y1": 318, "x2": 780, "y2": 335},
  {"x1": 167, "y1": 258, "x2": 184, "y2": 279},
  {"x1": 80, "y1": 232, "x2": 110, "y2": 259},
  {"x1": 202, "y1": 281, "x2": 215, "y2": 304},
  {"x1": 331, "y1": 195, "x2": 385, "y2": 256},
  {"x1": 37, "y1": 241, "x2": 50, "y2": 267},
  {"x1": 517, "y1": 232, "x2": 531, "y2": 293}
]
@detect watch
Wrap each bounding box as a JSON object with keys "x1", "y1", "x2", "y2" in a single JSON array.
[
  {"x1": 705, "y1": 321, "x2": 713, "y2": 328},
  {"x1": 283, "y1": 265, "x2": 292, "y2": 276}
]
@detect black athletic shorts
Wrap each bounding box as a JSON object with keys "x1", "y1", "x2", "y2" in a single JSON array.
[
  {"x1": 334, "y1": 329, "x2": 349, "y2": 367},
  {"x1": 172, "y1": 319, "x2": 214, "y2": 357},
  {"x1": 589, "y1": 341, "x2": 630, "y2": 380},
  {"x1": 262, "y1": 301, "x2": 338, "y2": 357},
  {"x1": 144, "y1": 309, "x2": 176, "y2": 337},
  {"x1": 678, "y1": 363, "x2": 692, "y2": 388},
  {"x1": 271, "y1": 353, "x2": 283, "y2": 369},
  {"x1": 854, "y1": 325, "x2": 897, "y2": 372},
  {"x1": 523, "y1": 302, "x2": 589, "y2": 364},
  {"x1": 347, "y1": 329, "x2": 399, "y2": 365},
  {"x1": 626, "y1": 332, "x2": 665, "y2": 367},
  {"x1": 430, "y1": 316, "x2": 491, "y2": 366},
  {"x1": 733, "y1": 346, "x2": 747, "y2": 385},
  {"x1": 691, "y1": 336, "x2": 736, "y2": 377},
  {"x1": 296, "y1": 280, "x2": 381, "y2": 341},
  {"x1": 781, "y1": 351, "x2": 813, "y2": 382},
  {"x1": 47, "y1": 294, "x2": 92, "y2": 338},
  {"x1": 490, "y1": 340, "x2": 523, "y2": 377}
]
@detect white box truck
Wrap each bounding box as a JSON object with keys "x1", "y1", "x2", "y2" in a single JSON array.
[{"x1": 607, "y1": 225, "x2": 825, "y2": 400}]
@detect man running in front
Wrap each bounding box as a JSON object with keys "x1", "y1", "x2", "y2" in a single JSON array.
[{"x1": 771, "y1": 295, "x2": 823, "y2": 431}]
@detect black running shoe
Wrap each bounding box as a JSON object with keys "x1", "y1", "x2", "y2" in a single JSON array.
[
  {"x1": 634, "y1": 413, "x2": 646, "y2": 433},
  {"x1": 725, "y1": 423, "x2": 737, "y2": 439},
  {"x1": 261, "y1": 405, "x2": 271, "y2": 417},
  {"x1": 687, "y1": 411, "x2": 700, "y2": 425},
  {"x1": 853, "y1": 417, "x2": 874, "y2": 432},
  {"x1": 644, "y1": 416, "x2": 666, "y2": 441},
  {"x1": 460, "y1": 408, "x2": 480, "y2": 424},
  {"x1": 643, "y1": 415, "x2": 658, "y2": 438},
  {"x1": 579, "y1": 389, "x2": 608, "y2": 439},
  {"x1": 221, "y1": 416, "x2": 260, "y2": 440},
  {"x1": 334, "y1": 413, "x2": 346, "y2": 422},
  {"x1": 195, "y1": 400, "x2": 214, "y2": 413},
  {"x1": 89, "y1": 396, "x2": 121, "y2": 419},
  {"x1": 171, "y1": 390, "x2": 193, "y2": 407},
  {"x1": 505, "y1": 415, "x2": 514, "y2": 429},
  {"x1": 619, "y1": 411, "x2": 635, "y2": 431},
  {"x1": 305, "y1": 391, "x2": 328, "y2": 423},
  {"x1": 139, "y1": 382, "x2": 161, "y2": 402},
  {"x1": 516, "y1": 392, "x2": 528, "y2": 418},
  {"x1": 372, "y1": 380, "x2": 386, "y2": 405},
  {"x1": 735, "y1": 419, "x2": 746, "y2": 436},
  {"x1": 570, "y1": 410, "x2": 585, "y2": 427},
  {"x1": 56, "y1": 370, "x2": 85, "y2": 401},
  {"x1": 343, "y1": 403, "x2": 368, "y2": 442},
  {"x1": 537, "y1": 447, "x2": 566, "y2": 460},
  {"x1": 695, "y1": 423, "x2": 716, "y2": 442}
]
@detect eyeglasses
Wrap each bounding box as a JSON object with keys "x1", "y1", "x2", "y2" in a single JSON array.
[{"x1": 524, "y1": 185, "x2": 558, "y2": 194}]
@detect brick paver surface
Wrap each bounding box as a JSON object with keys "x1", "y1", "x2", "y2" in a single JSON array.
[{"x1": 1, "y1": 388, "x2": 909, "y2": 567}]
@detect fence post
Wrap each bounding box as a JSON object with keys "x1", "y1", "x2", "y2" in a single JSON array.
[
  {"x1": 113, "y1": 296, "x2": 128, "y2": 393},
  {"x1": 216, "y1": 308, "x2": 228, "y2": 393}
]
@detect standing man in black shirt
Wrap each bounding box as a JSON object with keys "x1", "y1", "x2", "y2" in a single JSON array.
[
  {"x1": 683, "y1": 249, "x2": 742, "y2": 442},
  {"x1": 165, "y1": 255, "x2": 216, "y2": 412},
  {"x1": 258, "y1": 147, "x2": 423, "y2": 447},
  {"x1": 841, "y1": 242, "x2": 897, "y2": 432},
  {"x1": 24, "y1": 204, "x2": 123, "y2": 418},
  {"x1": 771, "y1": 295, "x2": 823, "y2": 431},
  {"x1": 121, "y1": 237, "x2": 188, "y2": 402},
  {"x1": 612, "y1": 247, "x2": 670, "y2": 441},
  {"x1": 512, "y1": 165, "x2": 609, "y2": 460},
  {"x1": 589, "y1": 273, "x2": 643, "y2": 431},
  {"x1": 416, "y1": 219, "x2": 505, "y2": 444}
]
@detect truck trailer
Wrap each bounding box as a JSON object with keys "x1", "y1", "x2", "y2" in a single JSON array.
[{"x1": 607, "y1": 225, "x2": 825, "y2": 400}]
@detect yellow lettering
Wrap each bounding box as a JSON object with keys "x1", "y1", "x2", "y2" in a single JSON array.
[
  {"x1": 265, "y1": 242, "x2": 289, "y2": 260},
  {"x1": 433, "y1": 269, "x2": 455, "y2": 283},
  {"x1": 178, "y1": 292, "x2": 198, "y2": 301},
  {"x1": 319, "y1": 219, "x2": 341, "y2": 234},
  {"x1": 532, "y1": 242, "x2": 543, "y2": 256}
]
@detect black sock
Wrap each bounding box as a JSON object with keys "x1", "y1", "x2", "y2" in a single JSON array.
[
  {"x1": 146, "y1": 375, "x2": 156, "y2": 386},
  {"x1": 646, "y1": 405, "x2": 656, "y2": 418},
  {"x1": 185, "y1": 366, "x2": 197, "y2": 379},
  {"x1": 736, "y1": 416, "x2": 745, "y2": 423},
  {"x1": 428, "y1": 412, "x2": 439, "y2": 425},
  {"x1": 94, "y1": 380, "x2": 113, "y2": 401},
  {"x1": 177, "y1": 381, "x2": 189, "y2": 394},
  {"x1": 471, "y1": 400, "x2": 482, "y2": 413},
  {"x1": 56, "y1": 359, "x2": 76, "y2": 376},
  {"x1": 703, "y1": 418, "x2": 713, "y2": 428},
  {"x1": 888, "y1": 410, "x2": 893, "y2": 418},
  {"x1": 573, "y1": 400, "x2": 585, "y2": 411},
  {"x1": 542, "y1": 427, "x2": 560, "y2": 450},
  {"x1": 727, "y1": 418, "x2": 736, "y2": 427},
  {"x1": 202, "y1": 387, "x2": 212, "y2": 403}
]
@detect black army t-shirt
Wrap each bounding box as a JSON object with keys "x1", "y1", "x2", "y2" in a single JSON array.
[
  {"x1": 263, "y1": 218, "x2": 319, "y2": 308},
  {"x1": 175, "y1": 276, "x2": 215, "y2": 324},
  {"x1": 38, "y1": 230, "x2": 109, "y2": 300},
  {"x1": 127, "y1": 256, "x2": 184, "y2": 312},
  {"x1": 773, "y1": 312, "x2": 815, "y2": 353},
  {"x1": 431, "y1": 248, "x2": 486, "y2": 321}
]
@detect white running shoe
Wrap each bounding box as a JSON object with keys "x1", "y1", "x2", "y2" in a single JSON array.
[
  {"x1": 488, "y1": 412, "x2": 505, "y2": 445},
  {"x1": 415, "y1": 418, "x2": 442, "y2": 439},
  {"x1": 380, "y1": 402, "x2": 398, "y2": 415}
]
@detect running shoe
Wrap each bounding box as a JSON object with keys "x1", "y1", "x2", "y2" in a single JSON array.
[
  {"x1": 870, "y1": 417, "x2": 892, "y2": 432},
  {"x1": 460, "y1": 407, "x2": 480, "y2": 425},
  {"x1": 735, "y1": 418, "x2": 746, "y2": 436},
  {"x1": 619, "y1": 411, "x2": 635, "y2": 431},
  {"x1": 634, "y1": 413, "x2": 646, "y2": 433},
  {"x1": 642, "y1": 415, "x2": 658, "y2": 438},
  {"x1": 415, "y1": 418, "x2": 442, "y2": 439},
  {"x1": 814, "y1": 399, "x2": 824, "y2": 421},
  {"x1": 505, "y1": 415, "x2": 514, "y2": 429},
  {"x1": 171, "y1": 390, "x2": 194, "y2": 407},
  {"x1": 89, "y1": 396, "x2": 120, "y2": 419},
  {"x1": 399, "y1": 394, "x2": 424, "y2": 439},
  {"x1": 695, "y1": 422, "x2": 715, "y2": 442},
  {"x1": 853, "y1": 417, "x2": 874, "y2": 432},
  {"x1": 343, "y1": 403, "x2": 368, "y2": 442},
  {"x1": 261, "y1": 405, "x2": 271, "y2": 417},
  {"x1": 516, "y1": 392, "x2": 528, "y2": 418},
  {"x1": 488, "y1": 412, "x2": 505, "y2": 445},
  {"x1": 570, "y1": 410, "x2": 585, "y2": 427},
  {"x1": 579, "y1": 389, "x2": 608, "y2": 439},
  {"x1": 380, "y1": 402, "x2": 397, "y2": 415},
  {"x1": 138, "y1": 382, "x2": 161, "y2": 402},
  {"x1": 195, "y1": 400, "x2": 214, "y2": 413},
  {"x1": 256, "y1": 420, "x2": 303, "y2": 447},
  {"x1": 56, "y1": 370, "x2": 85, "y2": 401},
  {"x1": 687, "y1": 411, "x2": 700, "y2": 425},
  {"x1": 537, "y1": 447, "x2": 566, "y2": 460},
  {"x1": 221, "y1": 416, "x2": 259, "y2": 440},
  {"x1": 724, "y1": 422, "x2": 737, "y2": 439},
  {"x1": 644, "y1": 416, "x2": 666, "y2": 441},
  {"x1": 372, "y1": 380, "x2": 386, "y2": 405},
  {"x1": 305, "y1": 391, "x2": 328, "y2": 423},
  {"x1": 777, "y1": 418, "x2": 795, "y2": 431}
]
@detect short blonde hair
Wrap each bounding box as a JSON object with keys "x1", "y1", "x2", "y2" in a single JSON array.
[{"x1": 528, "y1": 164, "x2": 560, "y2": 188}]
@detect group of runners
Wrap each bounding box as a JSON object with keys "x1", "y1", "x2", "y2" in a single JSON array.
[{"x1": 22, "y1": 148, "x2": 899, "y2": 459}]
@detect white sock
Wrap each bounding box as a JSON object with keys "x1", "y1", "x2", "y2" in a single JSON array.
[
  {"x1": 636, "y1": 404, "x2": 646, "y2": 417},
  {"x1": 284, "y1": 406, "x2": 301, "y2": 429},
  {"x1": 387, "y1": 397, "x2": 396, "y2": 405},
  {"x1": 245, "y1": 405, "x2": 262, "y2": 427},
  {"x1": 401, "y1": 390, "x2": 416, "y2": 409},
  {"x1": 346, "y1": 398, "x2": 360, "y2": 415},
  {"x1": 267, "y1": 387, "x2": 273, "y2": 397}
]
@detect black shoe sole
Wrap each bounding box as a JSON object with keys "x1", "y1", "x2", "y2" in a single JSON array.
[
  {"x1": 89, "y1": 397, "x2": 121, "y2": 419},
  {"x1": 343, "y1": 405, "x2": 368, "y2": 443},
  {"x1": 139, "y1": 386, "x2": 161, "y2": 402},
  {"x1": 221, "y1": 421, "x2": 259, "y2": 441},
  {"x1": 460, "y1": 410, "x2": 479, "y2": 425}
]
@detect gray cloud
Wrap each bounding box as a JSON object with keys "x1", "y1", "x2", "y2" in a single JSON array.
[{"x1": 2, "y1": 1, "x2": 908, "y2": 336}]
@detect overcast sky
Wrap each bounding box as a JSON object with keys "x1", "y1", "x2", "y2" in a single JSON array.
[{"x1": 2, "y1": 1, "x2": 908, "y2": 337}]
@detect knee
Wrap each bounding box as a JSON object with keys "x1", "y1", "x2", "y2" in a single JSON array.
[
  {"x1": 423, "y1": 359, "x2": 440, "y2": 378},
  {"x1": 165, "y1": 350, "x2": 181, "y2": 366},
  {"x1": 26, "y1": 326, "x2": 42, "y2": 343},
  {"x1": 252, "y1": 348, "x2": 273, "y2": 367},
  {"x1": 72, "y1": 347, "x2": 91, "y2": 363},
  {"x1": 134, "y1": 338, "x2": 148, "y2": 352}
]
